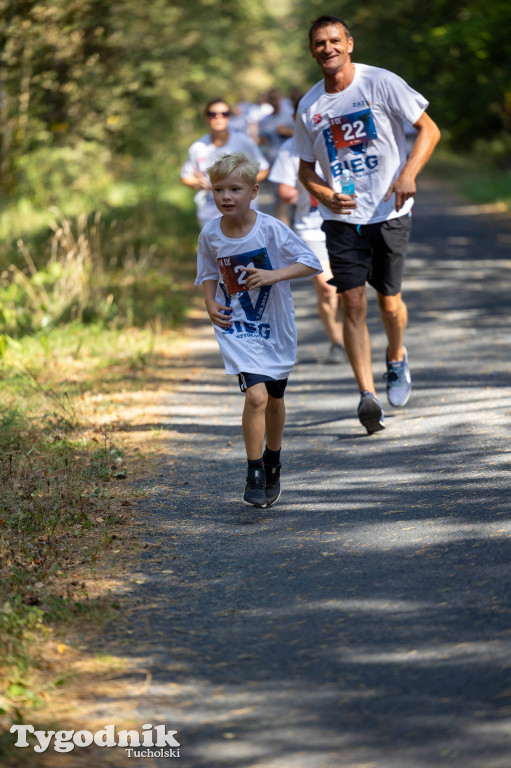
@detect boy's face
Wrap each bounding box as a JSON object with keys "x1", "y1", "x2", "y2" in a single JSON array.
[{"x1": 211, "y1": 171, "x2": 259, "y2": 217}]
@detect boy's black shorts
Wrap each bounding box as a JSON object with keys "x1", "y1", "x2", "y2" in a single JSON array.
[
  {"x1": 322, "y1": 213, "x2": 412, "y2": 295},
  {"x1": 238, "y1": 372, "x2": 288, "y2": 399}
]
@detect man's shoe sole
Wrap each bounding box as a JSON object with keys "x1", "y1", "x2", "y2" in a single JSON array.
[{"x1": 358, "y1": 398, "x2": 385, "y2": 434}]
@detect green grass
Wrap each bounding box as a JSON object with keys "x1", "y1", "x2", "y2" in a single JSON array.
[{"x1": 429, "y1": 145, "x2": 511, "y2": 209}]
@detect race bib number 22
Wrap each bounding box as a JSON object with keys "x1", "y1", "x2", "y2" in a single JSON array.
[{"x1": 329, "y1": 108, "x2": 378, "y2": 149}]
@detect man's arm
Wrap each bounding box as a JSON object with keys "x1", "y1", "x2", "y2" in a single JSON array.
[
  {"x1": 298, "y1": 160, "x2": 356, "y2": 216},
  {"x1": 385, "y1": 111, "x2": 441, "y2": 212}
]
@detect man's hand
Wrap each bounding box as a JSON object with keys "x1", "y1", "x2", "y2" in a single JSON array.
[
  {"x1": 298, "y1": 159, "x2": 357, "y2": 216},
  {"x1": 325, "y1": 191, "x2": 357, "y2": 215},
  {"x1": 384, "y1": 175, "x2": 416, "y2": 212}
]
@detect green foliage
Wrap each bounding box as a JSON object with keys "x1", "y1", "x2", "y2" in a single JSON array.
[
  {"x1": 0, "y1": 197, "x2": 196, "y2": 337},
  {"x1": 0, "y1": 0, "x2": 306, "y2": 194},
  {"x1": 2, "y1": 0, "x2": 510, "y2": 198}
]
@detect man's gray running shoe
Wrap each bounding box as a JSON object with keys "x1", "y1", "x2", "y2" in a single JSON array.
[
  {"x1": 357, "y1": 391, "x2": 385, "y2": 434},
  {"x1": 243, "y1": 467, "x2": 266, "y2": 507},
  {"x1": 384, "y1": 346, "x2": 411, "y2": 407},
  {"x1": 264, "y1": 463, "x2": 281, "y2": 507}
]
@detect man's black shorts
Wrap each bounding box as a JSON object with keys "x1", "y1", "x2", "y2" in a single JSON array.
[
  {"x1": 322, "y1": 213, "x2": 412, "y2": 295},
  {"x1": 238, "y1": 372, "x2": 288, "y2": 399}
]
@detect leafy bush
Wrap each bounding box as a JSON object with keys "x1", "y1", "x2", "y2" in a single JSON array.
[{"x1": 0, "y1": 201, "x2": 196, "y2": 336}]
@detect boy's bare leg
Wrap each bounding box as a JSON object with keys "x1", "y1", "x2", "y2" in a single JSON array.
[
  {"x1": 264, "y1": 394, "x2": 286, "y2": 452},
  {"x1": 341, "y1": 285, "x2": 375, "y2": 393},
  {"x1": 242, "y1": 383, "x2": 268, "y2": 460}
]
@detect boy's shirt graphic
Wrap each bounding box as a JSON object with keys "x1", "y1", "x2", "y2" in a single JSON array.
[
  {"x1": 196, "y1": 212, "x2": 322, "y2": 380},
  {"x1": 217, "y1": 247, "x2": 270, "y2": 295},
  {"x1": 217, "y1": 247, "x2": 272, "y2": 323}
]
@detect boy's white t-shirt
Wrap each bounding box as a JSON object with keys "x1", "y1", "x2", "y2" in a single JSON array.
[
  {"x1": 294, "y1": 63, "x2": 429, "y2": 225},
  {"x1": 180, "y1": 131, "x2": 270, "y2": 225},
  {"x1": 196, "y1": 212, "x2": 322, "y2": 380}
]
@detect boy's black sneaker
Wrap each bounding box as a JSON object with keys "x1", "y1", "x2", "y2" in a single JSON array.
[
  {"x1": 264, "y1": 463, "x2": 281, "y2": 507},
  {"x1": 243, "y1": 467, "x2": 266, "y2": 507}
]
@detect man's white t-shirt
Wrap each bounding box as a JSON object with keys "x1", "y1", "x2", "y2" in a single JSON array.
[
  {"x1": 181, "y1": 131, "x2": 270, "y2": 226},
  {"x1": 295, "y1": 63, "x2": 429, "y2": 225},
  {"x1": 196, "y1": 212, "x2": 322, "y2": 380}
]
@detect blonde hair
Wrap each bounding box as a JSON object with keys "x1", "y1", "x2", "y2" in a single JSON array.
[{"x1": 207, "y1": 152, "x2": 260, "y2": 186}]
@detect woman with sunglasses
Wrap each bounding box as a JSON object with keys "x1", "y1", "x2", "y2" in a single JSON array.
[{"x1": 181, "y1": 99, "x2": 270, "y2": 228}]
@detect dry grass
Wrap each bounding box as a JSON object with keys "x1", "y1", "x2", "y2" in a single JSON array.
[{"x1": 0, "y1": 321, "x2": 200, "y2": 765}]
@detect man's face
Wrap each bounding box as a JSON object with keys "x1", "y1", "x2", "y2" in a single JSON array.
[{"x1": 309, "y1": 23, "x2": 354, "y2": 76}]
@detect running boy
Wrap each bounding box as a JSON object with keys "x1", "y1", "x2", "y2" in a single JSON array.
[{"x1": 196, "y1": 152, "x2": 322, "y2": 508}]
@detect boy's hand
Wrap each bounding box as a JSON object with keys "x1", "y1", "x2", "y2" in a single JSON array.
[
  {"x1": 206, "y1": 300, "x2": 232, "y2": 328},
  {"x1": 244, "y1": 266, "x2": 276, "y2": 290}
]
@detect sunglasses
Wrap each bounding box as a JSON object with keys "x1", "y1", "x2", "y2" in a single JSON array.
[{"x1": 207, "y1": 110, "x2": 230, "y2": 118}]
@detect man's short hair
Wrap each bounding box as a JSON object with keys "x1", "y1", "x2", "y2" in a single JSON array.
[
  {"x1": 207, "y1": 152, "x2": 260, "y2": 186},
  {"x1": 308, "y1": 15, "x2": 351, "y2": 45}
]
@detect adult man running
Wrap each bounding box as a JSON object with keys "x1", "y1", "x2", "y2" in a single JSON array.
[{"x1": 295, "y1": 15, "x2": 440, "y2": 433}]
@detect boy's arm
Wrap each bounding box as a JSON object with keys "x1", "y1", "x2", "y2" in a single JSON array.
[
  {"x1": 244, "y1": 262, "x2": 318, "y2": 291},
  {"x1": 202, "y1": 279, "x2": 232, "y2": 329}
]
